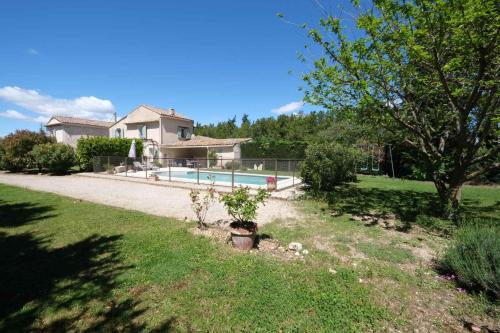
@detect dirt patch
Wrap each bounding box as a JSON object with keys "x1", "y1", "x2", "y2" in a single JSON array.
[
  {"x1": 189, "y1": 225, "x2": 306, "y2": 261},
  {"x1": 350, "y1": 210, "x2": 398, "y2": 229}
]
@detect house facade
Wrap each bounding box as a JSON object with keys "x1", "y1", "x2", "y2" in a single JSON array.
[
  {"x1": 109, "y1": 105, "x2": 250, "y2": 165},
  {"x1": 45, "y1": 116, "x2": 113, "y2": 148},
  {"x1": 45, "y1": 105, "x2": 250, "y2": 165}
]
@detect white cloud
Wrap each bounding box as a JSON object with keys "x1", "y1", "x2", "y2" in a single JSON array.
[
  {"x1": 0, "y1": 109, "x2": 49, "y2": 123},
  {"x1": 27, "y1": 48, "x2": 39, "y2": 55},
  {"x1": 0, "y1": 86, "x2": 115, "y2": 122},
  {"x1": 271, "y1": 100, "x2": 304, "y2": 115}
]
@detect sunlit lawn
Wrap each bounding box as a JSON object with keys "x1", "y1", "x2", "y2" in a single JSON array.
[{"x1": 0, "y1": 183, "x2": 383, "y2": 332}]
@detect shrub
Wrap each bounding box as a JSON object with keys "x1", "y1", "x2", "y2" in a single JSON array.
[
  {"x1": 300, "y1": 142, "x2": 363, "y2": 192},
  {"x1": 0, "y1": 130, "x2": 53, "y2": 172},
  {"x1": 76, "y1": 137, "x2": 143, "y2": 171},
  {"x1": 208, "y1": 150, "x2": 218, "y2": 167},
  {"x1": 219, "y1": 187, "x2": 269, "y2": 223},
  {"x1": 189, "y1": 186, "x2": 217, "y2": 229},
  {"x1": 0, "y1": 138, "x2": 5, "y2": 170},
  {"x1": 441, "y1": 221, "x2": 500, "y2": 298},
  {"x1": 224, "y1": 160, "x2": 240, "y2": 170},
  {"x1": 31, "y1": 143, "x2": 76, "y2": 174}
]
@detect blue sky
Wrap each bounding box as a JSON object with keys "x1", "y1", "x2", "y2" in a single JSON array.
[{"x1": 0, "y1": 0, "x2": 348, "y2": 136}]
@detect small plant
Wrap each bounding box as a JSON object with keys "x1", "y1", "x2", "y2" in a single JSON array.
[
  {"x1": 266, "y1": 176, "x2": 276, "y2": 184},
  {"x1": 189, "y1": 186, "x2": 217, "y2": 229},
  {"x1": 219, "y1": 187, "x2": 269, "y2": 225},
  {"x1": 440, "y1": 220, "x2": 499, "y2": 298}
]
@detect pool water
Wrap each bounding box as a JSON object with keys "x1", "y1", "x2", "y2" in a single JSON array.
[{"x1": 155, "y1": 170, "x2": 288, "y2": 185}]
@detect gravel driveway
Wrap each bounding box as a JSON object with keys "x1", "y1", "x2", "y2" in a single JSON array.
[{"x1": 0, "y1": 173, "x2": 299, "y2": 225}]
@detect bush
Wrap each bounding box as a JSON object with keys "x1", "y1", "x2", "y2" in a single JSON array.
[
  {"x1": 76, "y1": 137, "x2": 143, "y2": 171},
  {"x1": 300, "y1": 142, "x2": 363, "y2": 192},
  {"x1": 441, "y1": 221, "x2": 500, "y2": 298},
  {"x1": 31, "y1": 143, "x2": 76, "y2": 174},
  {"x1": 224, "y1": 160, "x2": 240, "y2": 170},
  {"x1": 208, "y1": 150, "x2": 218, "y2": 167},
  {"x1": 0, "y1": 130, "x2": 53, "y2": 172},
  {"x1": 219, "y1": 187, "x2": 269, "y2": 223},
  {"x1": 0, "y1": 138, "x2": 5, "y2": 170}
]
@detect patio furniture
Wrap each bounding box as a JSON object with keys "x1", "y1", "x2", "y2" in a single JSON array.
[{"x1": 114, "y1": 165, "x2": 126, "y2": 173}]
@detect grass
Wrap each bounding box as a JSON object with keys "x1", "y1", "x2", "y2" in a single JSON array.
[
  {"x1": 261, "y1": 175, "x2": 499, "y2": 331},
  {"x1": 356, "y1": 242, "x2": 415, "y2": 264},
  {"x1": 1, "y1": 175, "x2": 498, "y2": 331},
  {"x1": 0, "y1": 184, "x2": 385, "y2": 332}
]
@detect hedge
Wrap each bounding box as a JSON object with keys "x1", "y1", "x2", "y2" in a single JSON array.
[
  {"x1": 31, "y1": 143, "x2": 76, "y2": 174},
  {"x1": 241, "y1": 141, "x2": 307, "y2": 159},
  {"x1": 76, "y1": 137, "x2": 144, "y2": 171}
]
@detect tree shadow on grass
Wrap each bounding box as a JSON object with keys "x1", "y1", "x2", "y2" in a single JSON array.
[
  {"x1": 0, "y1": 205, "x2": 176, "y2": 331},
  {"x1": 0, "y1": 199, "x2": 57, "y2": 227},
  {"x1": 325, "y1": 185, "x2": 499, "y2": 232}
]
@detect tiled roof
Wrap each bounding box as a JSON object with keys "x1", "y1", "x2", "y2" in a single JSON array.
[
  {"x1": 141, "y1": 105, "x2": 192, "y2": 121},
  {"x1": 162, "y1": 135, "x2": 251, "y2": 148},
  {"x1": 46, "y1": 116, "x2": 113, "y2": 128}
]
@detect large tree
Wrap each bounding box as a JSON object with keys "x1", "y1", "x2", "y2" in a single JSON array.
[{"x1": 301, "y1": 0, "x2": 499, "y2": 217}]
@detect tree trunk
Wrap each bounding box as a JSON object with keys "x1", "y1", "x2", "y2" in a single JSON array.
[{"x1": 433, "y1": 178, "x2": 463, "y2": 221}]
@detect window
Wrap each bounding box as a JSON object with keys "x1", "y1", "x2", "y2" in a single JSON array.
[
  {"x1": 114, "y1": 128, "x2": 122, "y2": 138},
  {"x1": 138, "y1": 125, "x2": 147, "y2": 139},
  {"x1": 177, "y1": 126, "x2": 191, "y2": 139}
]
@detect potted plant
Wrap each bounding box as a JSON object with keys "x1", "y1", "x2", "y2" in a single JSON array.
[
  {"x1": 266, "y1": 176, "x2": 277, "y2": 191},
  {"x1": 219, "y1": 187, "x2": 269, "y2": 250}
]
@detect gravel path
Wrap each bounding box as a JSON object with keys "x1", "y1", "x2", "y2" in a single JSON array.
[{"x1": 0, "y1": 173, "x2": 299, "y2": 225}]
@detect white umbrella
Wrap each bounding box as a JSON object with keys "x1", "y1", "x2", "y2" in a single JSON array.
[{"x1": 128, "y1": 139, "x2": 136, "y2": 159}]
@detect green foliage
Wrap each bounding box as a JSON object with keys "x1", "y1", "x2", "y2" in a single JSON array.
[
  {"x1": 241, "y1": 141, "x2": 307, "y2": 159},
  {"x1": 195, "y1": 112, "x2": 335, "y2": 158},
  {"x1": 76, "y1": 137, "x2": 143, "y2": 171},
  {"x1": 302, "y1": 0, "x2": 500, "y2": 214},
  {"x1": 223, "y1": 160, "x2": 240, "y2": 170},
  {"x1": 30, "y1": 143, "x2": 76, "y2": 174},
  {"x1": 441, "y1": 221, "x2": 500, "y2": 298},
  {"x1": 301, "y1": 142, "x2": 363, "y2": 192},
  {"x1": 0, "y1": 130, "x2": 53, "y2": 171},
  {"x1": 0, "y1": 138, "x2": 5, "y2": 170},
  {"x1": 219, "y1": 187, "x2": 269, "y2": 223},
  {"x1": 207, "y1": 150, "x2": 218, "y2": 167}
]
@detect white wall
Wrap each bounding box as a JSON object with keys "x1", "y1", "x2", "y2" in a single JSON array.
[
  {"x1": 161, "y1": 117, "x2": 194, "y2": 144},
  {"x1": 48, "y1": 124, "x2": 108, "y2": 147}
]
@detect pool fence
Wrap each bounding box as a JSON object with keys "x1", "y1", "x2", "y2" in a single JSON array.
[{"x1": 93, "y1": 156, "x2": 303, "y2": 191}]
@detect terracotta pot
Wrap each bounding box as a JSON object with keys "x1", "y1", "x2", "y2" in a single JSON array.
[{"x1": 230, "y1": 228, "x2": 256, "y2": 250}]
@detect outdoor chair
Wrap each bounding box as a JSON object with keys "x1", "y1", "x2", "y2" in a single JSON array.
[{"x1": 133, "y1": 161, "x2": 160, "y2": 171}]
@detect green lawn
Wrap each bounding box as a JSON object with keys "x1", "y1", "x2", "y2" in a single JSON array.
[
  {"x1": 0, "y1": 184, "x2": 384, "y2": 332},
  {"x1": 261, "y1": 175, "x2": 499, "y2": 331},
  {"x1": 1, "y1": 176, "x2": 498, "y2": 332}
]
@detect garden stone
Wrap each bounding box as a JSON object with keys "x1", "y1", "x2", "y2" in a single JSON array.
[{"x1": 288, "y1": 242, "x2": 303, "y2": 251}]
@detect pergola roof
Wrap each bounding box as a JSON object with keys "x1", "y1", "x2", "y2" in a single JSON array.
[{"x1": 161, "y1": 136, "x2": 251, "y2": 148}]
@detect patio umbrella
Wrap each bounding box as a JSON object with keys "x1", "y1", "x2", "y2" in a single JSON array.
[{"x1": 128, "y1": 139, "x2": 136, "y2": 159}]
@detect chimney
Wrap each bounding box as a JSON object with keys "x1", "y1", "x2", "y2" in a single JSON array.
[
  {"x1": 113, "y1": 112, "x2": 117, "y2": 122},
  {"x1": 167, "y1": 108, "x2": 175, "y2": 116}
]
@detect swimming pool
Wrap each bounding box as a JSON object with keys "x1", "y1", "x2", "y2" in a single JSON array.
[{"x1": 155, "y1": 170, "x2": 289, "y2": 186}]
